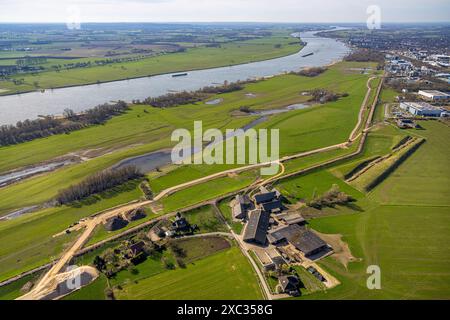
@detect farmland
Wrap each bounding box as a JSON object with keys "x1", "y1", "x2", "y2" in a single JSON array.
[
  {"x1": 279, "y1": 120, "x2": 450, "y2": 300},
  {"x1": 0, "y1": 25, "x2": 302, "y2": 95},
  {"x1": 0, "y1": 37, "x2": 448, "y2": 302},
  {"x1": 0, "y1": 60, "x2": 380, "y2": 286},
  {"x1": 114, "y1": 246, "x2": 263, "y2": 300},
  {"x1": 0, "y1": 61, "x2": 375, "y2": 217}
]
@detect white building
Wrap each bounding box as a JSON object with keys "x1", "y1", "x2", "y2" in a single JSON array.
[
  {"x1": 418, "y1": 90, "x2": 450, "y2": 102},
  {"x1": 400, "y1": 102, "x2": 445, "y2": 117}
]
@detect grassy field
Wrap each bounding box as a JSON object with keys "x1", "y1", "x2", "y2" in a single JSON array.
[
  {"x1": 183, "y1": 205, "x2": 228, "y2": 234},
  {"x1": 290, "y1": 120, "x2": 450, "y2": 300},
  {"x1": 1, "y1": 33, "x2": 301, "y2": 94},
  {"x1": 0, "y1": 271, "x2": 44, "y2": 300},
  {"x1": 0, "y1": 184, "x2": 143, "y2": 282},
  {"x1": 0, "y1": 62, "x2": 375, "y2": 217},
  {"x1": 114, "y1": 246, "x2": 263, "y2": 300},
  {"x1": 63, "y1": 274, "x2": 109, "y2": 300},
  {"x1": 160, "y1": 170, "x2": 259, "y2": 213},
  {"x1": 0, "y1": 61, "x2": 379, "y2": 286},
  {"x1": 370, "y1": 121, "x2": 450, "y2": 206},
  {"x1": 218, "y1": 198, "x2": 244, "y2": 234}
]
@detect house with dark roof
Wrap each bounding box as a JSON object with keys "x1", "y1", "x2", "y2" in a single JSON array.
[
  {"x1": 243, "y1": 210, "x2": 270, "y2": 245},
  {"x1": 254, "y1": 192, "x2": 277, "y2": 205},
  {"x1": 172, "y1": 213, "x2": 190, "y2": 232},
  {"x1": 289, "y1": 228, "x2": 328, "y2": 257},
  {"x1": 267, "y1": 225, "x2": 328, "y2": 258},
  {"x1": 278, "y1": 212, "x2": 306, "y2": 225},
  {"x1": 129, "y1": 241, "x2": 145, "y2": 256},
  {"x1": 232, "y1": 194, "x2": 251, "y2": 220},
  {"x1": 278, "y1": 275, "x2": 300, "y2": 296},
  {"x1": 261, "y1": 199, "x2": 283, "y2": 214}
]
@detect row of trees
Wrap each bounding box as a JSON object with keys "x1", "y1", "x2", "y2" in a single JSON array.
[
  {"x1": 55, "y1": 166, "x2": 142, "y2": 205},
  {"x1": 291, "y1": 67, "x2": 328, "y2": 77},
  {"x1": 0, "y1": 101, "x2": 128, "y2": 146},
  {"x1": 141, "y1": 82, "x2": 245, "y2": 108}
]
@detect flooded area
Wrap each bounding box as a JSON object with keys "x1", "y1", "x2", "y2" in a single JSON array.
[{"x1": 0, "y1": 159, "x2": 76, "y2": 187}]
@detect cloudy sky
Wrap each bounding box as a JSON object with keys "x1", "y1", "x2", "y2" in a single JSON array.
[{"x1": 0, "y1": 0, "x2": 449, "y2": 23}]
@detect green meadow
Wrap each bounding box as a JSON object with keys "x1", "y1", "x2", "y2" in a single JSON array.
[
  {"x1": 114, "y1": 246, "x2": 263, "y2": 300},
  {"x1": 281, "y1": 120, "x2": 450, "y2": 300},
  {"x1": 1, "y1": 33, "x2": 301, "y2": 94},
  {"x1": 0, "y1": 61, "x2": 381, "y2": 285},
  {"x1": 0, "y1": 61, "x2": 376, "y2": 216}
]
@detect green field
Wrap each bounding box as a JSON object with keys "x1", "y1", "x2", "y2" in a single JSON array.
[
  {"x1": 0, "y1": 61, "x2": 378, "y2": 285},
  {"x1": 114, "y1": 246, "x2": 263, "y2": 300},
  {"x1": 218, "y1": 198, "x2": 244, "y2": 234},
  {"x1": 1, "y1": 33, "x2": 301, "y2": 94},
  {"x1": 287, "y1": 120, "x2": 450, "y2": 300},
  {"x1": 2, "y1": 53, "x2": 448, "y2": 301},
  {"x1": 183, "y1": 205, "x2": 228, "y2": 234},
  {"x1": 63, "y1": 274, "x2": 109, "y2": 300},
  {"x1": 0, "y1": 184, "x2": 143, "y2": 282}
]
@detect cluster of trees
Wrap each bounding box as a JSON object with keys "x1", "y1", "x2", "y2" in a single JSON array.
[
  {"x1": 345, "y1": 49, "x2": 385, "y2": 63},
  {"x1": 309, "y1": 89, "x2": 348, "y2": 104},
  {"x1": 94, "y1": 234, "x2": 163, "y2": 278},
  {"x1": 291, "y1": 67, "x2": 327, "y2": 77},
  {"x1": 141, "y1": 82, "x2": 244, "y2": 108},
  {"x1": 0, "y1": 117, "x2": 83, "y2": 146},
  {"x1": 344, "y1": 49, "x2": 385, "y2": 69},
  {"x1": 55, "y1": 166, "x2": 142, "y2": 205},
  {"x1": 144, "y1": 91, "x2": 205, "y2": 108},
  {"x1": 0, "y1": 101, "x2": 128, "y2": 146},
  {"x1": 308, "y1": 185, "x2": 355, "y2": 209},
  {"x1": 387, "y1": 77, "x2": 449, "y2": 93}
]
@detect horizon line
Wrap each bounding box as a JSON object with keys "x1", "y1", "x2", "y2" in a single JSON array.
[{"x1": 1, "y1": 21, "x2": 449, "y2": 24}]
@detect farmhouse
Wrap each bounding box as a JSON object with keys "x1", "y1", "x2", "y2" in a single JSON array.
[
  {"x1": 253, "y1": 186, "x2": 284, "y2": 213},
  {"x1": 171, "y1": 212, "x2": 190, "y2": 232},
  {"x1": 231, "y1": 194, "x2": 251, "y2": 220},
  {"x1": 261, "y1": 199, "x2": 284, "y2": 214},
  {"x1": 254, "y1": 191, "x2": 277, "y2": 205},
  {"x1": 418, "y1": 90, "x2": 450, "y2": 102},
  {"x1": 253, "y1": 248, "x2": 286, "y2": 271},
  {"x1": 129, "y1": 241, "x2": 145, "y2": 256},
  {"x1": 278, "y1": 275, "x2": 300, "y2": 296},
  {"x1": 400, "y1": 101, "x2": 445, "y2": 117},
  {"x1": 277, "y1": 212, "x2": 306, "y2": 225},
  {"x1": 243, "y1": 210, "x2": 270, "y2": 245},
  {"x1": 268, "y1": 225, "x2": 328, "y2": 258}
]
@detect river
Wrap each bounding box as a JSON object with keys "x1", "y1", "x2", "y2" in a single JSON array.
[{"x1": 0, "y1": 29, "x2": 349, "y2": 126}]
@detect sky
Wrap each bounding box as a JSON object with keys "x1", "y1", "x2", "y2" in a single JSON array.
[{"x1": 0, "y1": 0, "x2": 449, "y2": 23}]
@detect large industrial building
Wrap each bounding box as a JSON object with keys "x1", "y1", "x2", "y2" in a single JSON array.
[
  {"x1": 400, "y1": 102, "x2": 445, "y2": 117},
  {"x1": 418, "y1": 90, "x2": 450, "y2": 102}
]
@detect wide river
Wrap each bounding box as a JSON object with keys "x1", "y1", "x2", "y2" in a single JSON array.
[{"x1": 0, "y1": 30, "x2": 349, "y2": 126}]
